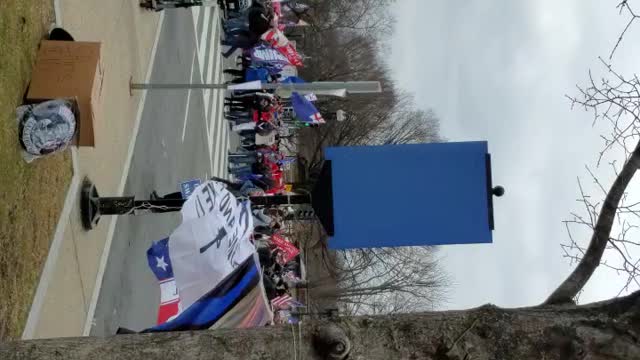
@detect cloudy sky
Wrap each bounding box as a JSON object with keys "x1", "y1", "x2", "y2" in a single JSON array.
[{"x1": 388, "y1": 0, "x2": 640, "y2": 309}]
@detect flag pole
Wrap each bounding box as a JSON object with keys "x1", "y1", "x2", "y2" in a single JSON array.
[{"x1": 130, "y1": 80, "x2": 382, "y2": 94}]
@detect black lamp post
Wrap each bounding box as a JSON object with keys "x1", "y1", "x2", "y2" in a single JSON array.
[{"x1": 80, "y1": 178, "x2": 313, "y2": 230}]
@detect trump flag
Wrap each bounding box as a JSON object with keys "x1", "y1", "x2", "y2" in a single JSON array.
[{"x1": 145, "y1": 181, "x2": 272, "y2": 332}]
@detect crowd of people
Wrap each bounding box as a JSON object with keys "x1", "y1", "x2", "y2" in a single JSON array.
[
  {"x1": 220, "y1": 0, "x2": 315, "y2": 197},
  {"x1": 225, "y1": 93, "x2": 288, "y2": 196},
  {"x1": 220, "y1": 1, "x2": 313, "y2": 320},
  {"x1": 250, "y1": 206, "x2": 306, "y2": 323},
  {"x1": 147, "y1": 0, "x2": 312, "y2": 321}
]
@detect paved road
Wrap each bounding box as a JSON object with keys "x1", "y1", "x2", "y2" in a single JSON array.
[{"x1": 90, "y1": 6, "x2": 237, "y2": 336}]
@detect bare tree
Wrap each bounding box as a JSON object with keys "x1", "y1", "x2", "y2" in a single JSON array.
[
  {"x1": 555, "y1": 58, "x2": 640, "y2": 304},
  {"x1": 312, "y1": 246, "x2": 449, "y2": 316},
  {"x1": 375, "y1": 108, "x2": 442, "y2": 145},
  {"x1": 551, "y1": 1, "x2": 640, "y2": 303},
  {"x1": 344, "y1": 249, "x2": 448, "y2": 315},
  {"x1": 298, "y1": 0, "x2": 397, "y2": 36}
]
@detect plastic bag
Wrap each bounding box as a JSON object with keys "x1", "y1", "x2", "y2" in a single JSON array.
[{"x1": 17, "y1": 99, "x2": 76, "y2": 162}]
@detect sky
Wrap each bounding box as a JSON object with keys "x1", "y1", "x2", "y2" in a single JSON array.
[{"x1": 388, "y1": 0, "x2": 640, "y2": 309}]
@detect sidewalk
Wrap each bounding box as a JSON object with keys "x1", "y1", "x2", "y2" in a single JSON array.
[{"x1": 22, "y1": 0, "x2": 162, "y2": 339}]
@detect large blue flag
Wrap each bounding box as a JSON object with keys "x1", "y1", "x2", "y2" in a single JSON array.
[
  {"x1": 144, "y1": 255, "x2": 263, "y2": 332},
  {"x1": 291, "y1": 92, "x2": 325, "y2": 124}
]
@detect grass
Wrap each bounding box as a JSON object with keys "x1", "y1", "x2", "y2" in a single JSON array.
[{"x1": 0, "y1": 0, "x2": 73, "y2": 340}]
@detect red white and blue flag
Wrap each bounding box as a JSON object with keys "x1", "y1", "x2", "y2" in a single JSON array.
[
  {"x1": 144, "y1": 181, "x2": 273, "y2": 332},
  {"x1": 146, "y1": 238, "x2": 181, "y2": 324},
  {"x1": 271, "y1": 294, "x2": 292, "y2": 310},
  {"x1": 291, "y1": 92, "x2": 325, "y2": 124},
  {"x1": 270, "y1": 294, "x2": 305, "y2": 311}
]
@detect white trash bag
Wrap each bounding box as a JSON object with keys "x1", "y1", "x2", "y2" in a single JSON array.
[{"x1": 17, "y1": 99, "x2": 76, "y2": 162}]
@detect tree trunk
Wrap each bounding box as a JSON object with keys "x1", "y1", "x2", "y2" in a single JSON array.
[
  {"x1": 545, "y1": 141, "x2": 640, "y2": 305},
  {"x1": 3, "y1": 291, "x2": 639, "y2": 360}
]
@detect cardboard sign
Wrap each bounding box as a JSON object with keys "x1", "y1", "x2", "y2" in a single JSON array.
[{"x1": 27, "y1": 41, "x2": 103, "y2": 146}]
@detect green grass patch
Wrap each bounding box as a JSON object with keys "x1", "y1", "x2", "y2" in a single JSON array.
[{"x1": 0, "y1": 0, "x2": 73, "y2": 340}]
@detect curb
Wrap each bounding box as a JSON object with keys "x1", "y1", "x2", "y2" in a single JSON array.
[{"x1": 21, "y1": 0, "x2": 81, "y2": 340}]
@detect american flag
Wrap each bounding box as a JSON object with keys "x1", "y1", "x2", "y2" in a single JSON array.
[
  {"x1": 271, "y1": 294, "x2": 293, "y2": 310},
  {"x1": 271, "y1": 294, "x2": 305, "y2": 310}
]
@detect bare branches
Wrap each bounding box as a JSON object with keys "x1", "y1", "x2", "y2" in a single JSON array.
[
  {"x1": 548, "y1": 143, "x2": 640, "y2": 304},
  {"x1": 558, "y1": 163, "x2": 640, "y2": 303},
  {"x1": 300, "y1": 0, "x2": 396, "y2": 37},
  {"x1": 567, "y1": 58, "x2": 640, "y2": 166},
  {"x1": 320, "y1": 246, "x2": 450, "y2": 315},
  {"x1": 550, "y1": 58, "x2": 640, "y2": 304},
  {"x1": 609, "y1": 1, "x2": 640, "y2": 60}
]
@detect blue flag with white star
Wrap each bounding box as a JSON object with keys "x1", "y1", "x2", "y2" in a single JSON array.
[{"x1": 147, "y1": 238, "x2": 174, "y2": 281}]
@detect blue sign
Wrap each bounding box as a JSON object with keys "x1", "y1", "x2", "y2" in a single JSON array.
[
  {"x1": 180, "y1": 179, "x2": 202, "y2": 199},
  {"x1": 324, "y1": 141, "x2": 496, "y2": 249}
]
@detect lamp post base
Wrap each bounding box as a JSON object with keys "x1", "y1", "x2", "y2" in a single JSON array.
[{"x1": 81, "y1": 178, "x2": 101, "y2": 230}]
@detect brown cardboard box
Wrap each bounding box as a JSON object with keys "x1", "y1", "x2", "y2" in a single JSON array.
[{"x1": 26, "y1": 41, "x2": 104, "y2": 146}]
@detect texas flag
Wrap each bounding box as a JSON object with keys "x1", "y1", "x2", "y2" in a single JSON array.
[{"x1": 146, "y1": 238, "x2": 181, "y2": 324}]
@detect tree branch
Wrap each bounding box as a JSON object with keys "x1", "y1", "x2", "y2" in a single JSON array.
[{"x1": 545, "y1": 140, "x2": 640, "y2": 304}]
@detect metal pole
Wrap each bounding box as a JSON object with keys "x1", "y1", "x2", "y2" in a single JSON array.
[
  {"x1": 81, "y1": 177, "x2": 313, "y2": 230},
  {"x1": 130, "y1": 81, "x2": 382, "y2": 94},
  {"x1": 130, "y1": 83, "x2": 229, "y2": 90},
  {"x1": 263, "y1": 81, "x2": 382, "y2": 93}
]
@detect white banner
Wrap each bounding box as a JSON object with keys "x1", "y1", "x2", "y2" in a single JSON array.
[
  {"x1": 169, "y1": 181, "x2": 255, "y2": 309},
  {"x1": 304, "y1": 93, "x2": 318, "y2": 102},
  {"x1": 228, "y1": 80, "x2": 262, "y2": 91},
  {"x1": 276, "y1": 87, "x2": 347, "y2": 98}
]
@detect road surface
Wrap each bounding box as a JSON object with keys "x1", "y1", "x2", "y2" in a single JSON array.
[{"x1": 90, "y1": 6, "x2": 238, "y2": 335}]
